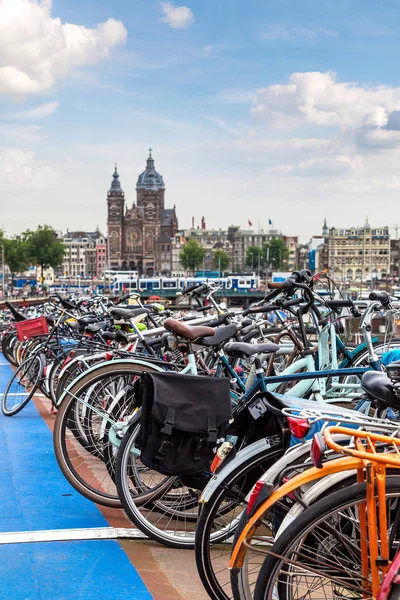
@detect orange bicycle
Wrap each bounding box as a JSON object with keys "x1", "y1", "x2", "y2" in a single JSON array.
[{"x1": 230, "y1": 424, "x2": 400, "y2": 600}]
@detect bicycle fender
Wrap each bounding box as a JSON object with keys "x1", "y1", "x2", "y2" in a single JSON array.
[
  {"x1": 274, "y1": 468, "x2": 358, "y2": 539},
  {"x1": 199, "y1": 438, "x2": 273, "y2": 504},
  {"x1": 57, "y1": 358, "x2": 165, "y2": 407}
]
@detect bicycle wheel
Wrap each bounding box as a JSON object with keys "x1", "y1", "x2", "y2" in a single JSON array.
[
  {"x1": 253, "y1": 477, "x2": 400, "y2": 600},
  {"x1": 2, "y1": 331, "x2": 19, "y2": 366},
  {"x1": 53, "y1": 360, "x2": 161, "y2": 507},
  {"x1": 115, "y1": 418, "x2": 206, "y2": 548},
  {"x1": 195, "y1": 448, "x2": 282, "y2": 600},
  {"x1": 1, "y1": 354, "x2": 43, "y2": 416}
]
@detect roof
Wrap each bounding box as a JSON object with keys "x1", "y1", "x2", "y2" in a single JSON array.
[
  {"x1": 161, "y1": 208, "x2": 175, "y2": 227},
  {"x1": 136, "y1": 151, "x2": 165, "y2": 190},
  {"x1": 157, "y1": 232, "x2": 172, "y2": 244},
  {"x1": 109, "y1": 165, "x2": 123, "y2": 193}
]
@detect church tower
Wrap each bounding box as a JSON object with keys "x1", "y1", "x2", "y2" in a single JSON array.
[
  {"x1": 136, "y1": 149, "x2": 166, "y2": 273},
  {"x1": 322, "y1": 217, "x2": 328, "y2": 240},
  {"x1": 107, "y1": 166, "x2": 125, "y2": 269}
]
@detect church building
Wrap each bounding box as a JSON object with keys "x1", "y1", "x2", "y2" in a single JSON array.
[{"x1": 107, "y1": 150, "x2": 178, "y2": 274}]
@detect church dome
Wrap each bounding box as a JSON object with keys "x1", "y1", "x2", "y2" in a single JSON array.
[{"x1": 136, "y1": 149, "x2": 165, "y2": 190}]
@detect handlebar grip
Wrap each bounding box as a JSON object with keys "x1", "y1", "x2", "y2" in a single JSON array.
[
  {"x1": 115, "y1": 293, "x2": 131, "y2": 305},
  {"x1": 192, "y1": 284, "x2": 208, "y2": 296},
  {"x1": 182, "y1": 283, "x2": 202, "y2": 295},
  {"x1": 56, "y1": 294, "x2": 76, "y2": 310},
  {"x1": 268, "y1": 282, "x2": 284, "y2": 289},
  {"x1": 369, "y1": 291, "x2": 390, "y2": 306}
]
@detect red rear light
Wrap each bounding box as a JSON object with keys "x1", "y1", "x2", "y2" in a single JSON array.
[
  {"x1": 247, "y1": 481, "x2": 265, "y2": 515},
  {"x1": 105, "y1": 352, "x2": 113, "y2": 361},
  {"x1": 310, "y1": 433, "x2": 325, "y2": 468},
  {"x1": 61, "y1": 356, "x2": 72, "y2": 369},
  {"x1": 287, "y1": 417, "x2": 310, "y2": 439}
]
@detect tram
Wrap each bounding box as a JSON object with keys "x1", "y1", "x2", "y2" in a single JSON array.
[{"x1": 103, "y1": 271, "x2": 259, "y2": 294}]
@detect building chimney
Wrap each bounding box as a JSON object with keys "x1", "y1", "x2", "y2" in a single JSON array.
[
  {"x1": 192, "y1": 217, "x2": 195, "y2": 229},
  {"x1": 201, "y1": 216, "x2": 206, "y2": 230}
]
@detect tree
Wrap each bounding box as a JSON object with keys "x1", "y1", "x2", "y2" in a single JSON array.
[
  {"x1": 212, "y1": 249, "x2": 230, "y2": 274},
  {"x1": 246, "y1": 246, "x2": 262, "y2": 270},
  {"x1": 179, "y1": 239, "x2": 206, "y2": 273},
  {"x1": 262, "y1": 238, "x2": 289, "y2": 271},
  {"x1": 24, "y1": 225, "x2": 65, "y2": 283},
  {"x1": 2, "y1": 236, "x2": 29, "y2": 286}
]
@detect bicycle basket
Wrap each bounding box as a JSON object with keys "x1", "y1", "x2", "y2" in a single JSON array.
[{"x1": 15, "y1": 316, "x2": 49, "y2": 341}]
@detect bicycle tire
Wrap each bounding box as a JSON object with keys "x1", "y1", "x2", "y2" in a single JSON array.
[
  {"x1": 253, "y1": 477, "x2": 400, "y2": 600},
  {"x1": 195, "y1": 447, "x2": 282, "y2": 600},
  {"x1": 53, "y1": 360, "x2": 161, "y2": 507},
  {"x1": 115, "y1": 417, "x2": 199, "y2": 548},
  {"x1": 2, "y1": 331, "x2": 18, "y2": 366},
  {"x1": 1, "y1": 354, "x2": 43, "y2": 416}
]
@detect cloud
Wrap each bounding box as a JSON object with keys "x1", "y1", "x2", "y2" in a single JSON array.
[
  {"x1": 357, "y1": 128, "x2": 400, "y2": 149},
  {"x1": 0, "y1": 0, "x2": 127, "y2": 97},
  {"x1": 0, "y1": 147, "x2": 59, "y2": 190},
  {"x1": 261, "y1": 24, "x2": 337, "y2": 42},
  {"x1": 160, "y1": 2, "x2": 194, "y2": 29},
  {"x1": 268, "y1": 154, "x2": 363, "y2": 177},
  {"x1": 0, "y1": 125, "x2": 43, "y2": 145},
  {"x1": 252, "y1": 71, "x2": 400, "y2": 129},
  {"x1": 203, "y1": 115, "x2": 240, "y2": 136},
  {"x1": 13, "y1": 101, "x2": 60, "y2": 120}
]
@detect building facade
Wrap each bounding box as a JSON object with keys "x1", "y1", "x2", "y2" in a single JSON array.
[
  {"x1": 229, "y1": 228, "x2": 284, "y2": 272},
  {"x1": 107, "y1": 151, "x2": 178, "y2": 275},
  {"x1": 327, "y1": 222, "x2": 390, "y2": 282},
  {"x1": 61, "y1": 230, "x2": 107, "y2": 279},
  {"x1": 183, "y1": 223, "x2": 232, "y2": 273}
]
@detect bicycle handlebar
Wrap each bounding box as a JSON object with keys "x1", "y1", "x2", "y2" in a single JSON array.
[
  {"x1": 369, "y1": 291, "x2": 391, "y2": 308},
  {"x1": 181, "y1": 283, "x2": 203, "y2": 295}
]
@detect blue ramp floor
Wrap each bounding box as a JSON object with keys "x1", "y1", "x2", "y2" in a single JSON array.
[{"x1": 0, "y1": 360, "x2": 152, "y2": 600}]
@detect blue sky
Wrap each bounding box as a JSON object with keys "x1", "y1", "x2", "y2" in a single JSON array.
[{"x1": 2, "y1": 0, "x2": 400, "y2": 241}]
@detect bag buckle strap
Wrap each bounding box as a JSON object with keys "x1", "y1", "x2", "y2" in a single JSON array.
[
  {"x1": 155, "y1": 440, "x2": 172, "y2": 460},
  {"x1": 207, "y1": 416, "x2": 218, "y2": 443},
  {"x1": 161, "y1": 407, "x2": 176, "y2": 436}
]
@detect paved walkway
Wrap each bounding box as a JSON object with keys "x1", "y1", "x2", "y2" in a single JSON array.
[
  {"x1": 0, "y1": 359, "x2": 209, "y2": 600},
  {"x1": 0, "y1": 360, "x2": 152, "y2": 600}
]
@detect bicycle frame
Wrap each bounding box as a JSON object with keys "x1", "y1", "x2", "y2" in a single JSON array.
[{"x1": 229, "y1": 425, "x2": 400, "y2": 600}]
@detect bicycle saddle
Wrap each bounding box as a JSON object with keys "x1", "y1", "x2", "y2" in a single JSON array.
[
  {"x1": 102, "y1": 330, "x2": 128, "y2": 343},
  {"x1": 78, "y1": 316, "x2": 101, "y2": 326},
  {"x1": 224, "y1": 342, "x2": 279, "y2": 358},
  {"x1": 110, "y1": 307, "x2": 150, "y2": 320},
  {"x1": 361, "y1": 371, "x2": 398, "y2": 408},
  {"x1": 200, "y1": 324, "x2": 238, "y2": 347},
  {"x1": 164, "y1": 317, "x2": 215, "y2": 341}
]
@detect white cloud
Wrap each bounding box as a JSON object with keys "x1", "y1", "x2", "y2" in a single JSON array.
[
  {"x1": 160, "y1": 2, "x2": 194, "y2": 29},
  {"x1": 0, "y1": 147, "x2": 59, "y2": 190},
  {"x1": 13, "y1": 101, "x2": 60, "y2": 120},
  {"x1": 252, "y1": 71, "x2": 400, "y2": 129},
  {"x1": 0, "y1": 0, "x2": 128, "y2": 97},
  {"x1": 0, "y1": 125, "x2": 43, "y2": 145},
  {"x1": 268, "y1": 154, "x2": 363, "y2": 177}
]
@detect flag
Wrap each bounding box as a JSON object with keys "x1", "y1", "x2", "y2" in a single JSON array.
[
  {"x1": 268, "y1": 219, "x2": 272, "y2": 225},
  {"x1": 248, "y1": 219, "x2": 253, "y2": 226}
]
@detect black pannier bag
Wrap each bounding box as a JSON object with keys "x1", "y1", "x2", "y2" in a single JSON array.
[{"x1": 135, "y1": 371, "x2": 232, "y2": 476}]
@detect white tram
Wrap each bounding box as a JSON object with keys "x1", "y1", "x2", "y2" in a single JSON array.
[{"x1": 104, "y1": 271, "x2": 259, "y2": 294}]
